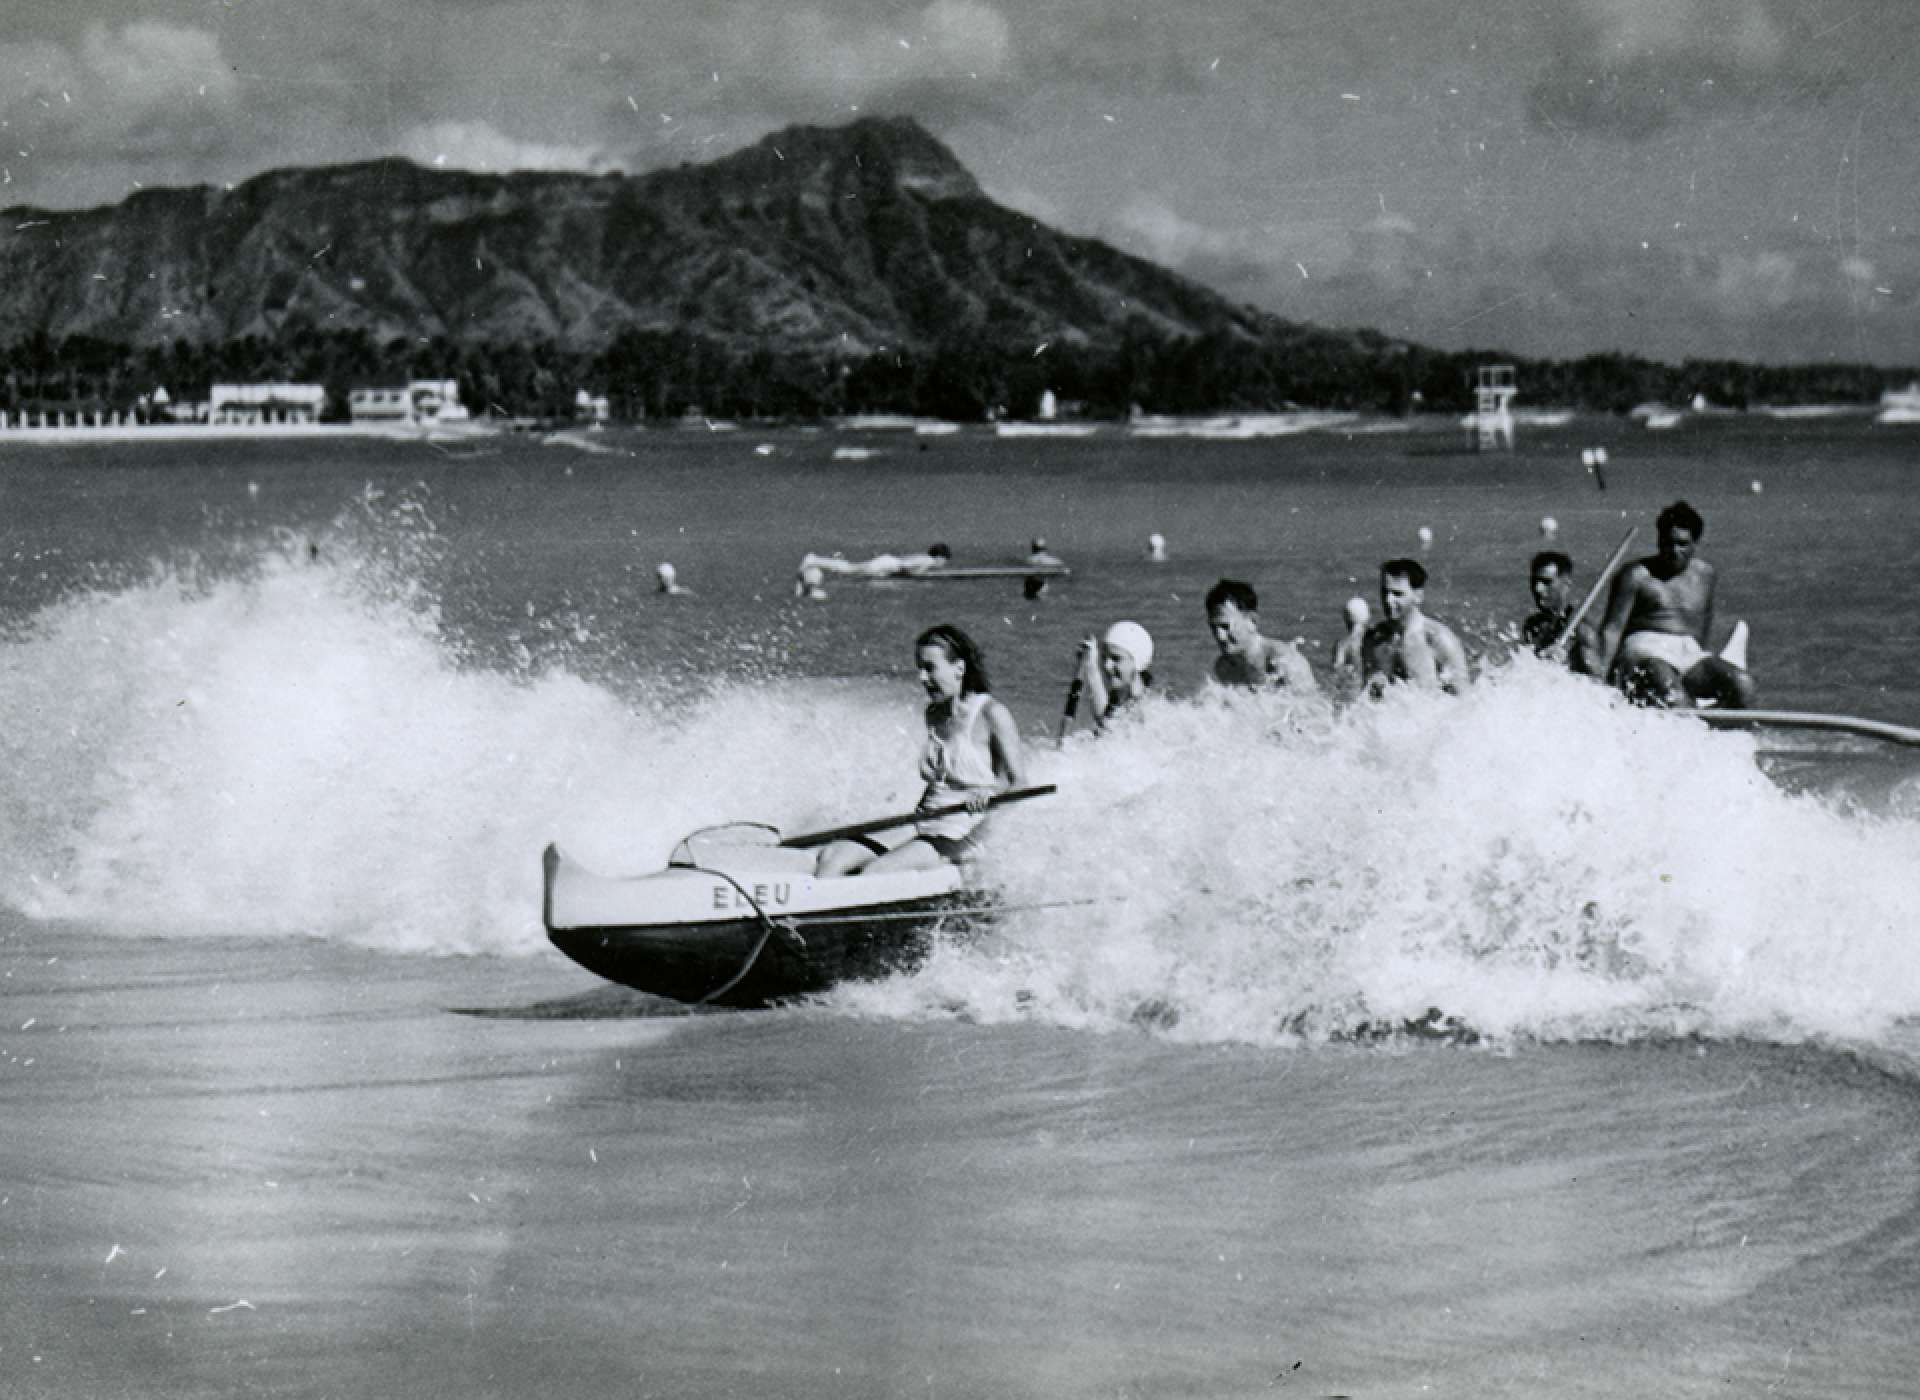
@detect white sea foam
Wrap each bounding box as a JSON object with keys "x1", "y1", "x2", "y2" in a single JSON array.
[
  {"x1": 3, "y1": 528, "x2": 1918, "y2": 1054},
  {"x1": 837, "y1": 665, "x2": 1920, "y2": 1052}
]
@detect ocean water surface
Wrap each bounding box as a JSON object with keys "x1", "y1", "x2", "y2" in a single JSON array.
[{"x1": 2, "y1": 416, "x2": 1918, "y2": 1397}]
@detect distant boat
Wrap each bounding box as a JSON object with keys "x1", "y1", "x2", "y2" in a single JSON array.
[
  {"x1": 1876, "y1": 383, "x2": 1920, "y2": 425},
  {"x1": 1643, "y1": 409, "x2": 1685, "y2": 430}
]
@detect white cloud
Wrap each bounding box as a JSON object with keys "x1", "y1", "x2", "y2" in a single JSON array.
[
  {"x1": 986, "y1": 182, "x2": 1067, "y2": 228},
  {"x1": 396, "y1": 121, "x2": 612, "y2": 174},
  {"x1": 79, "y1": 21, "x2": 238, "y2": 108},
  {"x1": 1, "y1": 23, "x2": 236, "y2": 116},
  {"x1": 918, "y1": 0, "x2": 1013, "y2": 73},
  {"x1": 1533, "y1": 0, "x2": 1833, "y2": 139},
  {"x1": 0, "y1": 21, "x2": 244, "y2": 193},
  {"x1": 1711, "y1": 251, "x2": 1798, "y2": 312},
  {"x1": 1113, "y1": 195, "x2": 1246, "y2": 266},
  {"x1": 1585, "y1": 0, "x2": 1785, "y2": 67},
  {"x1": 747, "y1": 0, "x2": 1012, "y2": 111}
]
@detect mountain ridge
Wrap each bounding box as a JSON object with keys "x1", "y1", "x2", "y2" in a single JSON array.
[{"x1": 0, "y1": 116, "x2": 1308, "y2": 361}]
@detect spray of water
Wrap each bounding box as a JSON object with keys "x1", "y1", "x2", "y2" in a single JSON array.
[
  {"x1": 836, "y1": 666, "x2": 1920, "y2": 1051},
  {"x1": 3, "y1": 520, "x2": 1917, "y2": 1053}
]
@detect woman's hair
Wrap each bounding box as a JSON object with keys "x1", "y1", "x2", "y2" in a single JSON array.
[{"x1": 916, "y1": 623, "x2": 991, "y2": 694}]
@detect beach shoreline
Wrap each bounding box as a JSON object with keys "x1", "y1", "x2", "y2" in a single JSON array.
[{"x1": 0, "y1": 420, "x2": 506, "y2": 447}]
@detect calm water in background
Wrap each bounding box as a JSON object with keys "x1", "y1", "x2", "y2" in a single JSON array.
[{"x1": 3, "y1": 415, "x2": 1919, "y2": 1398}]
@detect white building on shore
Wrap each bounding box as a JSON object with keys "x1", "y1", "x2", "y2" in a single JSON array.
[
  {"x1": 575, "y1": 388, "x2": 611, "y2": 424},
  {"x1": 349, "y1": 379, "x2": 470, "y2": 425},
  {"x1": 210, "y1": 383, "x2": 327, "y2": 425}
]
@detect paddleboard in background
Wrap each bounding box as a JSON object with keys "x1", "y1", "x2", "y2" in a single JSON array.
[{"x1": 899, "y1": 565, "x2": 1071, "y2": 581}]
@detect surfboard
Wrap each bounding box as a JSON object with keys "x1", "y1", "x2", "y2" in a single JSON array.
[{"x1": 896, "y1": 565, "x2": 1071, "y2": 581}]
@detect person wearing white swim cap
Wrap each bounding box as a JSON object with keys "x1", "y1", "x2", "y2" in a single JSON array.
[
  {"x1": 1070, "y1": 619, "x2": 1155, "y2": 732},
  {"x1": 1331, "y1": 595, "x2": 1370, "y2": 688}
]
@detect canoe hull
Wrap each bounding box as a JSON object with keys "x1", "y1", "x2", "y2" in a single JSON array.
[{"x1": 542, "y1": 844, "x2": 984, "y2": 1008}]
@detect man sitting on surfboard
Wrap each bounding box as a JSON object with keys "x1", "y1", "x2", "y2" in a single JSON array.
[{"x1": 1593, "y1": 501, "x2": 1755, "y2": 709}]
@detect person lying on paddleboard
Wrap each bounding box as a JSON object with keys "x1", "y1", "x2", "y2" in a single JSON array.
[
  {"x1": 798, "y1": 543, "x2": 951, "y2": 581},
  {"x1": 1205, "y1": 579, "x2": 1318, "y2": 693},
  {"x1": 1521, "y1": 550, "x2": 1598, "y2": 674},
  {"x1": 1362, "y1": 558, "x2": 1471, "y2": 696},
  {"x1": 815, "y1": 623, "x2": 1029, "y2": 877},
  {"x1": 1071, "y1": 620, "x2": 1154, "y2": 732},
  {"x1": 1593, "y1": 501, "x2": 1755, "y2": 709}
]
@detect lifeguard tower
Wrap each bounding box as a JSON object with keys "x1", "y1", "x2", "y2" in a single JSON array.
[{"x1": 1471, "y1": 364, "x2": 1517, "y2": 450}]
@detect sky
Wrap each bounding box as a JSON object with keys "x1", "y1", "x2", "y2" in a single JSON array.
[{"x1": 3, "y1": 0, "x2": 1918, "y2": 366}]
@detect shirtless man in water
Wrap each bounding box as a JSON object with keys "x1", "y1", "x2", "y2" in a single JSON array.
[
  {"x1": 1593, "y1": 500, "x2": 1755, "y2": 709},
  {"x1": 1205, "y1": 579, "x2": 1317, "y2": 692},
  {"x1": 1361, "y1": 559, "x2": 1470, "y2": 695}
]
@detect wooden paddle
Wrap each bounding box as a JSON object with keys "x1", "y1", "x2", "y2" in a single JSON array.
[
  {"x1": 1547, "y1": 526, "x2": 1636, "y2": 663},
  {"x1": 780, "y1": 784, "x2": 1058, "y2": 849},
  {"x1": 1056, "y1": 643, "x2": 1089, "y2": 742}
]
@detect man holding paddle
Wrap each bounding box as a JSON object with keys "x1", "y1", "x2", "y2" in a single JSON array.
[{"x1": 1522, "y1": 551, "x2": 1600, "y2": 674}]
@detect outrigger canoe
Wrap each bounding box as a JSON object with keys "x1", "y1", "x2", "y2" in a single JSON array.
[{"x1": 542, "y1": 787, "x2": 1053, "y2": 1008}]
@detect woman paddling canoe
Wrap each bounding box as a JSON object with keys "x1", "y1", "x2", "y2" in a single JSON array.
[{"x1": 816, "y1": 623, "x2": 1029, "y2": 877}]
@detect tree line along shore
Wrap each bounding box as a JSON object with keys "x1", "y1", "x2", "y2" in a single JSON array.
[{"x1": 1, "y1": 327, "x2": 1913, "y2": 426}]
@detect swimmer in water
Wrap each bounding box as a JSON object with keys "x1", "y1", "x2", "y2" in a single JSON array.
[
  {"x1": 655, "y1": 562, "x2": 692, "y2": 596},
  {"x1": 1023, "y1": 537, "x2": 1065, "y2": 600},
  {"x1": 1070, "y1": 620, "x2": 1154, "y2": 732},
  {"x1": 1361, "y1": 559, "x2": 1470, "y2": 695},
  {"x1": 1331, "y1": 596, "x2": 1370, "y2": 683},
  {"x1": 1205, "y1": 579, "x2": 1318, "y2": 693}
]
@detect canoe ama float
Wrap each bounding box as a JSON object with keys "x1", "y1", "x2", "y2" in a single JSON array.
[{"x1": 543, "y1": 829, "x2": 990, "y2": 1008}]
